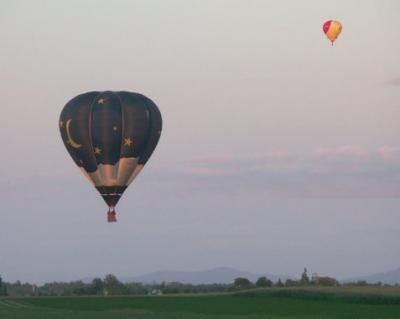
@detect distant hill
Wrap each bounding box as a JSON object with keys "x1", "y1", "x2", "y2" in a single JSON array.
[
  {"x1": 119, "y1": 267, "x2": 288, "y2": 284},
  {"x1": 344, "y1": 267, "x2": 400, "y2": 285}
]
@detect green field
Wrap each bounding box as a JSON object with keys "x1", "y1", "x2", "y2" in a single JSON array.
[{"x1": 1, "y1": 287, "x2": 400, "y2": 319}]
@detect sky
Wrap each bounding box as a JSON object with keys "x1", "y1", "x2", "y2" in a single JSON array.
[{"x1": 0, "y1": 0, "x2": 400, "y2": 284}]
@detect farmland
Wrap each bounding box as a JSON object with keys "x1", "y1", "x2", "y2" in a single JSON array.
[{"x1": 1, "y1": 287, "x2": 400, "y2": 318}]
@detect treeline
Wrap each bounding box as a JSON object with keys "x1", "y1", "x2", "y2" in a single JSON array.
[{"x1": 0, "y1": 269, "x2": 396, "y2": 297}]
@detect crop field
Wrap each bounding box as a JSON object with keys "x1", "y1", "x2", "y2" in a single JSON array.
[{"x1": 1, "y1": 287, "x2": 400, "y2": 319}]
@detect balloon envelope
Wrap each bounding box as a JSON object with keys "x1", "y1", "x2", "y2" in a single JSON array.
[
  {"x1": 323, "y1": 20, "x2": 342, "y2": 44},
  {"x1": 59, "y1": 91, "x2": 162, "y2": 222}
]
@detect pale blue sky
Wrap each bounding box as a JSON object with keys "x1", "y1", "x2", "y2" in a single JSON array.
[{"x1": 0, "y1": 0, "x2": 399, "y2": 283}]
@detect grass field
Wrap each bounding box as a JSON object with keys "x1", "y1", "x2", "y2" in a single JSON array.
[{"x1": 1, "y1": 287, "x2": 400, "y2": 319}]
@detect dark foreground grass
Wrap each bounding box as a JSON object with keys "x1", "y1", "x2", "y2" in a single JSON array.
[{"x1": 1, "y1": 287, "x2": 400, "y2": 319}]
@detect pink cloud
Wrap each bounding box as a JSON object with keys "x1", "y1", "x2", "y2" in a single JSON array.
[
  {"x1": 377, "y1": 146, "x2": 400, "y2": 163},
  {"x1": 181, "y1": 145, "x2": 400, "y2": 179},
  {"x1": 171, "y1": 146, "x2": 400, "y2": 198},
  {"x1": 314, "y1": 145, "x2": 370, "y2": 160}
]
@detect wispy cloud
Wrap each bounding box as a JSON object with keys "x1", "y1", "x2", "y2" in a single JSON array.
[
  {"x1": 167, "y1": 146, "x2": 400, "y2": 198},
  {"x1": 377, "y1": 145, "x2": 400, "y2": 163},
  {"x1": 314, "y1": 145, "x2": 369, "y2": 160}
]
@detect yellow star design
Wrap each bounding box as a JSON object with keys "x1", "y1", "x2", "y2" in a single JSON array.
[
  {"x1": 59, "y1": 120, "x2": 64, "y2": 128},
  {"x1": 94, "y1": 147, "x2": 102, "y2": 155},
  {"x1": 98, "y1": 98, "x2": 106, "y2": 104},
  {"x1": 124, "y1": 137, "x2": 133, "y2": 146}
]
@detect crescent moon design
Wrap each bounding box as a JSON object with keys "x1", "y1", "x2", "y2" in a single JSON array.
[{"x1": 65, "y1": 119, "x2": 82, "y2": 149}]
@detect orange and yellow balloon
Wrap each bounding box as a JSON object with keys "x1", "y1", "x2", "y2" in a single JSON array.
[{"x1": 323, "y1": 20, "x2": 342, "y2": 45}]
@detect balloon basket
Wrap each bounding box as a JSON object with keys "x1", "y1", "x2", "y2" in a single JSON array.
[{"x1": 107, "y1": 209, "x2": 117, "y2": 223}]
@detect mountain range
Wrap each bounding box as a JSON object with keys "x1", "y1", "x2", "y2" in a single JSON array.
[{"x1": 344, "y1": 267, "x2": 400, "y2": 285}]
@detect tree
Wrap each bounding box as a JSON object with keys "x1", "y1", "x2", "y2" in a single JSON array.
[
  {"x1": 233, "y1": 277, "x2": 252, "y2": 290},
  {"x1": 256, "y1": 276, "x2": 273, "y2": 288},
  {"x1": 91, "y1": 278, "x2": 104, "y2": 295},
  {"x1": 276, "y1": 278, "x2": 284, "y2": 288},
  {"x1": 104, "y1": 274, "x2": 126, "y2": 295},
  {"x1": 300, "y1": 268, "x2": 310, "y2": 285},
  {"x1": 314, "y1": 276, "x2": 338, "y2": 287},
  {"x1": 285, "y1": 279, "x2": 298, "y2": 287},
  {"x1": 0, "y1": 275, "x2": 7, "y2": 296}
]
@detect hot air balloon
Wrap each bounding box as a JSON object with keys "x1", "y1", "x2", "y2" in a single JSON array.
[
  {"x1": 59, "y1": 91, "x2": 162, "y2": 222},
  {"x1": 323, "y1": 20, "x2": 342, "y2": 45}
]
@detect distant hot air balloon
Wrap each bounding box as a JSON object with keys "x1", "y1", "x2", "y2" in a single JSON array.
[
  {"x1": 323, "y1": 20, "x2": 342, "y2": 45},
  {"x1": 59, "y1": 91, "x2": 162, "y2": 222}
]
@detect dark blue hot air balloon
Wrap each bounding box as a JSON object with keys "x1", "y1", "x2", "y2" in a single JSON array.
[{"x1": 59, "y1": 91, "x2": 162, "y2": 222}]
